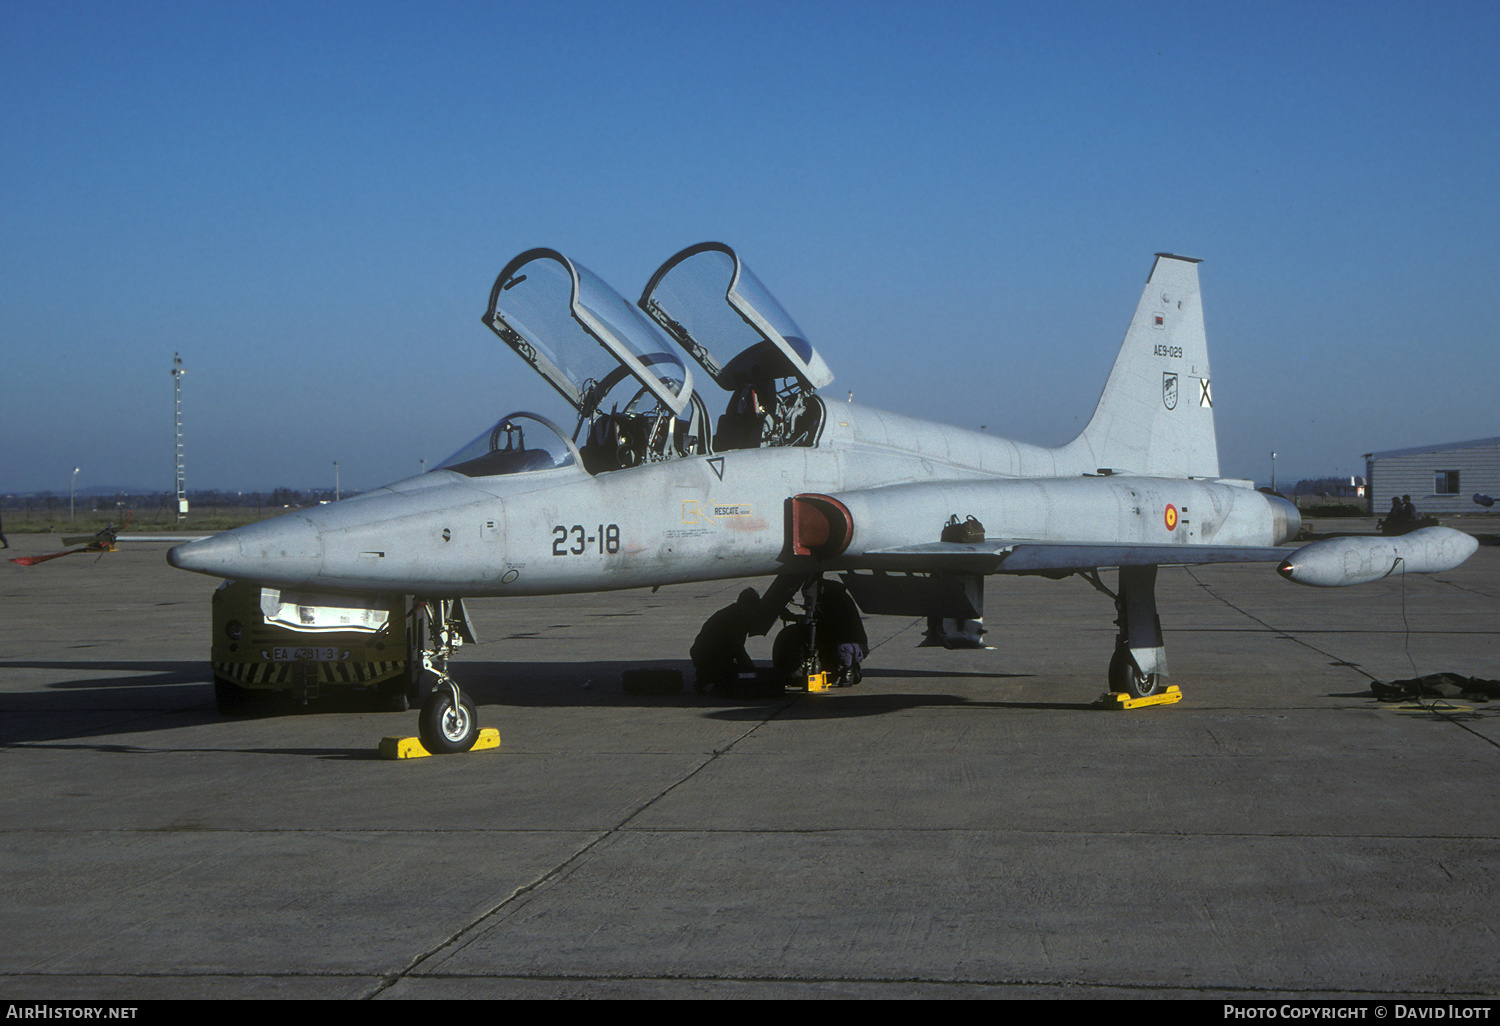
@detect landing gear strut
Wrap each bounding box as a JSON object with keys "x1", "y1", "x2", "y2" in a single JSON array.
[
  {"x1": 1110, "y1": 564, "x2": 1168, "y2": 698},
  {"x1": 414, "y1": 598, "x2": 481, "y2": 754},
  {"x1": 1084, "y1": 565, "x2": 1169, "y2": 699},
  {"x1": 769, "y1": 575, "x2": 865, "y2": 689}
]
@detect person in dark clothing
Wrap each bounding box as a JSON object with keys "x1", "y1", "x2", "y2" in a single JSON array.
[
  {"x1": 1402, "y1": 494, "x2": 1420, "y2": 521},
  {"x1": 690, "y1": 588, "x2": 760, "y2": 692},
  {"x1": 1389, "y1": 496, "x2": 1407, "y2": 524},
  {"x1": 815, "y1": 579, "x2": 868, "y2": 687}
]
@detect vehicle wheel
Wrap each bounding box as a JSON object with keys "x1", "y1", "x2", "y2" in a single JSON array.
[
  {"x1": 376, "y1": 659, "x2": 429, "y2": 712},
  {"x1": 214, "y1": 675, "x2": 259, "y2": 716},
  {"x1": 376, "y1": 676, "x2": 410, "y2": 712},
  {"x1": 418, "y1": 689, "x2": 479, "y2": 754},
  {"x1": 1109, "y1": 648, "x2": 1161, "y2": 699}
]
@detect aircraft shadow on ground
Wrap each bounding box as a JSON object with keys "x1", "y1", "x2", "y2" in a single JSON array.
[
  {"x1": 859, "y1": 667, "x2": 1032, "y2": 680},
  {"x1": 0, "y1": 657, "x2": 1083, "y2": 747},
  {"x1": 0, "y1": 659, "x2": 226, "y2": 746},
  {"x1": 700, "y1": 694, "x2": 1093, "y2": 721},
  {"x1": 0, "y1": 659, "x2": 204, "y2": 689},
  {"x1": 405, "y1": 661, "x2": 1064, "y2": 715}
]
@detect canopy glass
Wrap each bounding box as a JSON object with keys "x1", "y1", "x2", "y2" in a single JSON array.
[
  {"x1": 639, "y1": 242, "x2": 833, "y2": 394},
  {"x1": 485, "y1": 249, "x2": 693, "y2": 420}
]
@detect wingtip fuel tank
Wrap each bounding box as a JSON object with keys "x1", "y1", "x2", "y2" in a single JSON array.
[{"x1": 1276, "y1": 527, "x2": 1479, "y2": 587}]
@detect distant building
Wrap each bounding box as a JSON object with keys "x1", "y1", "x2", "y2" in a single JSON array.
[{"x1": 1364, "y1": 437, "x2": 1500, "y2": 516}]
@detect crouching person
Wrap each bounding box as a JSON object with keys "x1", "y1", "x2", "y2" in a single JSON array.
[
  {"x1": 818, "y1": 580, "x2": 868, "y2": 687},
  {"x1": 690, "y1": 588, "x2": 761, "y2": 693}
]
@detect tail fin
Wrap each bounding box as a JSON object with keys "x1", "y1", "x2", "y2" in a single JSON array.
[{"x1": 1062, "y1": 254, "x2": 1219, "y2": 479}]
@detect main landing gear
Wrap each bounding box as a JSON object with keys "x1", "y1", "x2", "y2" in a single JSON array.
[
  {"x1": 413, "y1": 598, "x2": 482, "y2": 754},
  {"x1": 768, "y1": 574, "x2": 865, "y2": 690},
  {"x1": 1083, "y1": 564, "x2": 1170, "y2": 701},
  {"x1": 1108, "y1": 646, "x2": 1163, "y2": 700}
]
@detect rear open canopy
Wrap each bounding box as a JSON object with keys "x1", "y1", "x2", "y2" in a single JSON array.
[{"x1": 639, "y1": 242, "x2": 833, "y2": 394}]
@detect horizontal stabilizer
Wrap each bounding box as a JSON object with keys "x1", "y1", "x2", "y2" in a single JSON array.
[{"x1": 855, "y1": 540, "x2": 1294, "y2": 575}]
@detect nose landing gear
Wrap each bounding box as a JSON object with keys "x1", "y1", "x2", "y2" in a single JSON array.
[{"x1": 413, "y1": 598, "x2": 484, "y2": 755}]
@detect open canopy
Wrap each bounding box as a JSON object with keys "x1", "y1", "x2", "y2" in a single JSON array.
[
  {"x1": 639, "y1": 242, "x2": 833, "y2": 394},
  {"x1": 485, "y1": 249, "x2": 694, "y2": 420}
]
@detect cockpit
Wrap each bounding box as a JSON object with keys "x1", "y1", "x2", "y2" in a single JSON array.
[{"x1": 444, "y1": 242, "x2": 833, "y2": 479}]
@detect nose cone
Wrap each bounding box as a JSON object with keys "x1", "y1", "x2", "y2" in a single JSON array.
[
  {"x1": 168, "y1": 532, "x2": 243, "y2": 575},
  {"x1": 167, "y1": 514, "x2": 324, "y2": 586}
]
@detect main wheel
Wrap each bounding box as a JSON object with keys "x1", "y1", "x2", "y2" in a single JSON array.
[
  {"x1": 1109, "y1": 648, "x2": 1162, "y2": 699},
  {"x1": 376, "y1": 674, "x2": 411, "y2": 712},
  {"x1": 418, "y1": 689, "x2": 479, "y2": 754},
  {"x1": 773, "y1": 623, "x2": 822, "y2": 681}
]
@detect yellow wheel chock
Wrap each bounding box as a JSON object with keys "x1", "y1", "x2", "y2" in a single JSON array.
[
  {"x1": 1097, "y1": 685, "x2": 1182, "y2": 710},
  {"x1": 803, "y1": 672, "x2": 833, "y2": 693},
  {"x1": 380, "y1": 727, "x2": 501, "y2": 759}
]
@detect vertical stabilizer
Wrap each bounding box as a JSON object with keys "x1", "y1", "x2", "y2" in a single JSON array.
[{"x1": 1062, "y1": 254, "x2": 1219, "y2": 479}]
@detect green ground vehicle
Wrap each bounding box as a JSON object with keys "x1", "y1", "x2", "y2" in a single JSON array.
[{"x1": 210, "y1": 580, "x2": 426, "y2": 715}]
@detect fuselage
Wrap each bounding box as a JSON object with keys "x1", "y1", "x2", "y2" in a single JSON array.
[{"x1": 168, "y1": 402, "x2": 1299, "y2": 597}]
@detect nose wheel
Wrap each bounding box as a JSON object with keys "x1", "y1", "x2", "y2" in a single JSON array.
[
  {"x1": 412, "y1": 596, "x2": 482, "y2": 755},
  {"x1": 418, "y1": 679, "x2": 479, "y2": 754}
]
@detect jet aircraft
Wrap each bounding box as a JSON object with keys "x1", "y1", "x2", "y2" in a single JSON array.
[{"x1": 168, "y1": 244, "x2": 1479, "y2": 753}]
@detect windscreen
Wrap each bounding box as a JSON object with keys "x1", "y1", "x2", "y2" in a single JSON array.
[
  {"x1": 573, "y1": 264, "x2": 690, "y2": 409},
  {"x1": 436, "y1": 412, "x2": 580, "y2": 478},
  {"x1": 491, "y1": 255, "x2": 625, "y2": 413}
]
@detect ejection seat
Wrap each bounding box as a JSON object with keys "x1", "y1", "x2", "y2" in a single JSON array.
[{"x1": 716, "y1": 385, "x2": 769, "y2": 450}]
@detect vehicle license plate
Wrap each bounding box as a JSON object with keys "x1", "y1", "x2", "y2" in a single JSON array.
[{"x1": 273, "y1": 647, "x2": 338, "y2": 661}]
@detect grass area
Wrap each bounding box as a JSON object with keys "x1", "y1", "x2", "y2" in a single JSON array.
[{"x1": 3, "y1": 506, "x2": 301, "y2": 534}]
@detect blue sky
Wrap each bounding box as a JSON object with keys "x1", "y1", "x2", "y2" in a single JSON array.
[{"x1": 3, "y1": 0, "x2": 1496, "y2": 494}]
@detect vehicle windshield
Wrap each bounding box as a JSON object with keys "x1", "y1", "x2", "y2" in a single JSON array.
[{"x1": 435, "y1": 411, "x2": 582, "y2": 478}]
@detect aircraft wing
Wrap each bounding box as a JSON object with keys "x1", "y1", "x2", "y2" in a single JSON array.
[{"x1": 852, "y1": 541, "x2": 1296, "y2": 575}]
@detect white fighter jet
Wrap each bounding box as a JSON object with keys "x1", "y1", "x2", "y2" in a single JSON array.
[{"x1": 169, "y1": 243, "x2": 1479, "y2": 752}]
